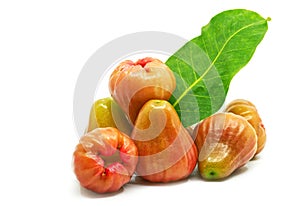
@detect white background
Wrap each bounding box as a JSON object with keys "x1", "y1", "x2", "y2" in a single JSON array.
[{"x1": 1, "y1": 0, "x2": 299, "y2": 205}]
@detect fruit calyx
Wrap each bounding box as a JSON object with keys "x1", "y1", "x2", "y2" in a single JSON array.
[{"x1": 136, "y1": 57, "x2": 155, "y2": 71}]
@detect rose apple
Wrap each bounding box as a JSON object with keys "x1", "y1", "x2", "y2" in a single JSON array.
[
  {"x1": 86, "y1": 97, "x2": 132, "y2": 135},
  {"x1": 109, "y1": 57, "x2": 176, "y2": 124},
  {"x1": 224, "y1": 99, "x2": 266, "y2": 156},
  {"x1": 193, "y1": 113, "x2": 257, "y2": 180},
  {"x1": 131, "y1": 100, "x2": 198, "y2": 182},
  {"x1": 73, "y1": 127, "x2": 138, "y2": 193}
]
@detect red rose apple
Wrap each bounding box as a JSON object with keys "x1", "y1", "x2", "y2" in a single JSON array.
[
  {"x1": 109, "y1": 57, "x2": 176, "y2": 124},
  {"x1": 73, "y1": 127, "x2": 138, "y2": 193}
]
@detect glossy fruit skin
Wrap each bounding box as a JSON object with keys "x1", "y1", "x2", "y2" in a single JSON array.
[
  {"x1": 131, "y1": 100, "x2": 198, "y2": 182},
  {"x1": 225, "y1": 99, "x2": 266, "y2": 155},
  {"x1": 193, "y1": 113, "x2": 257, "y2": 180},
  {"x1": 73, "y1": 127, "x2": 138, "y2": 193},
  {"x1": 87, "y1": 97, "x2": 132, "y2": 135},
  {"x1": 109, "y1": 57, "x2": 176, "y2": 124}
]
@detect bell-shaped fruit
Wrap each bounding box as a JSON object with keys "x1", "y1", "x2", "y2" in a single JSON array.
[
  {"x1": 225, "y1": 99, "x2": 266, "y2": 156},
  {"x1": 109, "y1": 57, "x2": 176, "y2": 124},
  {"x1": 131, "y1": 100, "x2": 198, "y2": 182},
  {"x1": 87, "y1": 97, "x2": 132, "y2": 135},
  {"x1": 73, "y1": 127, "x2": 138, "y2": 193},
  {"x1": 193, "y1": 113, "x2": 257, "y2": 180}
]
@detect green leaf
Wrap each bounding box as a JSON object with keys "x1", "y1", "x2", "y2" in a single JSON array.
[{"x1": 166, "y1": 9, "x2": 270, "y2": 127}]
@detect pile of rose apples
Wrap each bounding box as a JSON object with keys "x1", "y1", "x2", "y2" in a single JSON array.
[{"x1": 73, "y1": 57, "x2": 266, "y2": 194}]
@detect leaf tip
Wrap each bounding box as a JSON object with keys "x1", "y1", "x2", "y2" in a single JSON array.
[{"x1": 266, "y1": 17, "x2": 271, "y2": 21}]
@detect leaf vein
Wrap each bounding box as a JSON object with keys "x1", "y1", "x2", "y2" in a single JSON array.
[{"x1": 172, "y1": 19, "x2": 267, "y2": 107}]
